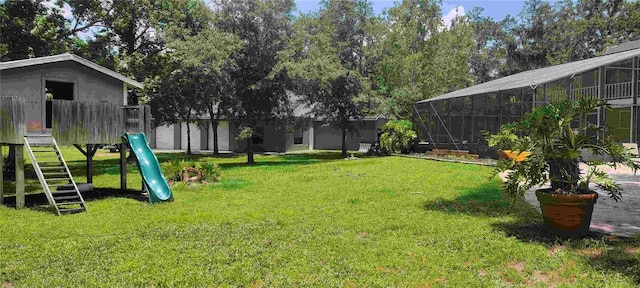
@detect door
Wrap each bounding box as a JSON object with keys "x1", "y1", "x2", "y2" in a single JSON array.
[
  {"x1": 44, "y1": 80, "x2": 74, "y2": 130},
  {"x1": 606, "y1": 107, "x2": 632, "y2": 142}
]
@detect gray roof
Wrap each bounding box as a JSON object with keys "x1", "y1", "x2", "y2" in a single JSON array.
[
  {"x1": 605, "y1": 39, "x2": 640, "y2": 55},
  {"x1": 417, "y1": 47, "x2": 640, "y2": 104},
  {"x1": 0, "y1": 53, "x2": 143, "y2": 89}
]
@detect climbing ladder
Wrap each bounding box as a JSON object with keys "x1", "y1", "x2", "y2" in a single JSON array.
[{"x1": 24, "y1": 135, "x2": 87, "y2": 215}]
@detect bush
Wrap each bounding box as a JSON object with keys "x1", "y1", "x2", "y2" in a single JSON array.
[
  {"x1": 160, "y1": 159, "x2": 221, "y2": 183},
  {"x1": 161, "y1": 159, "x2": 192, "y2": 182},
  {"x1": 379, "y1": 120, "x2": 417, "y2": 154},
  {"x1": 199, "y1": 162, "x2": 221, "y2": 182}
]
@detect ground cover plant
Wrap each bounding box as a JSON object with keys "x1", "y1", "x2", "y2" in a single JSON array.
[{"x1": 0, "y1": 148, "x2": 639, "y2": 286}]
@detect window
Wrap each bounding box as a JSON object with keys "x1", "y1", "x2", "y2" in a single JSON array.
[
  {"x1": 252, "y1": 127, "x2": 264, "y2": 145},
  {"x1": 294, "y1": 129, "x2": 303, "y2": 145},
  {"x1": 45, "y1": 80, "x2": 74, "y2": 129}
]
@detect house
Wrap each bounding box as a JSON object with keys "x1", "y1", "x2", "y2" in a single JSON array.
[
  {"x1": 413, "y1": 40, "x2": 640, "y2": 158},
  {"x1": 149, "y1": 95, "x2": 387, "y2": 153}
]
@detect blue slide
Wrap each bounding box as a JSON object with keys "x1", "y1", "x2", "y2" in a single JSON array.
[{"x1": 123, "y1": 133, "x2": 174, "y2": 203}]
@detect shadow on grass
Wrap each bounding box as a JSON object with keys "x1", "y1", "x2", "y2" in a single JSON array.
[
  {"x1": 217, "y1": 152, "x2": 348, "y2": 169},
  {"x1": 61, "y1": 151, "x2": 355, "y2": 177},
  {"x1": 423, "y1": 181, "x2": 640, "y2": 283},
  {"x1": 2, "y1": 188, "x2": 147, "y2": 209}
]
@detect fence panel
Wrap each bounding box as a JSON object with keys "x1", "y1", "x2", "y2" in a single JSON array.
[
  {"x1": 0, "y1": 97, "x2": 26, "y2": 144},
  {"x1": 53, "y1": 100, "x2": 124, "y2": 145}
]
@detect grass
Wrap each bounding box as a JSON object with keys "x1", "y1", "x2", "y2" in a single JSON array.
[{"x1": 1, "y1": 148, "x2": 640, "y2": 286}]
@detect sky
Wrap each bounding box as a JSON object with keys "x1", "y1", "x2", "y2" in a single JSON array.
[
  {"x1": 295, "y1": 0, "x2": 553, "y2": 23},
  {"x1": 37, "y1": 0, "x2": 549, "y2": 39}
]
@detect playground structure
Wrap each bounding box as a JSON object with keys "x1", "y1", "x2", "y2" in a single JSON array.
[
  {"x1": 0, "y1": 97, "x2": 166, "y2": 213},
  {"x1": 0, "y1": 53, "x2": 172, "y2": 214}
]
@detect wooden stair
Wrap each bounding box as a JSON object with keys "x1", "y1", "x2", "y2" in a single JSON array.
[{"x1": 24, "y1": 135, "x2": 87, "y2": 215}]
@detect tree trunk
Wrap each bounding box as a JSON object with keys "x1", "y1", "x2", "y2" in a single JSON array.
[
  {"x1": 213, "y1": 105, "x2": 222, "y2": 155},
  {"x1": 186, "y1": 118, "x2": 192, "y2": 155},
  {"x1": 247, "y1": 138, "x2": 254, "y2": 164},
  {"x1": 341, "y1": 127, "x2": 348, "y2": 158},
  {"x1": 212, "y1": 121, "x2": 219, "y2": 155}
]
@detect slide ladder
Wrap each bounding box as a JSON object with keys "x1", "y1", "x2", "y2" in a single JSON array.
[{"x1": 24, "y1": 135, "x2": 87, "y2": 215}]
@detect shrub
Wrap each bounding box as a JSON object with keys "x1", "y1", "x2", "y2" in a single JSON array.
[
  {"x1": 489, "y1": 98, "x2": 638, "y2": 200},
  {"x1": 161, "y1": 159, "x2": 192, "y2": 182},
  {"x1": 379, "y1": 120, "x2": 417, "y2": 154},
  {"x1": 199, "y1": 162, "x2": 221, "y2": 183}
]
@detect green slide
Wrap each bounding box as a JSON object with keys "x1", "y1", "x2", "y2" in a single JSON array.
[{"x1": 123, "y1": 133, "x2": 174, "y2": 203}]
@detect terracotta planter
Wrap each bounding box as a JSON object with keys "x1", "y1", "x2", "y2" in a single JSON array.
[
  {"x1": 428, "y1": 149, "x2": 449, "y2": 156},
  {"x1": 449, "y1": 150, "x2": 469, "y2": 157},
  {"x1": 535, "y1": 188, "x2": 598, "y2": 237}
]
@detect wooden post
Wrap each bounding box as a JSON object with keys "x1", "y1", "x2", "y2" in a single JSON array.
[
  {"x1": 14, "y1": 144, "x2": 24, "y2": 209},
  {"x1": 120, "y1": 142, "x2": 127, "y2": 190},
  {"x1": 497, "y1": 92, "x2": 503, "y2": 128},
  {"x1": 447, "y1": 99, "x2": 452, "y2": 146},
  {"x1": 86, "y1": 144, "x2": 93, "y2": 184},
  {"x1": 632, "y1": 57, "x2": 638, "y2": 143},
  {"x1": 599, "y1": 66, "x2": 607, "y2": 141},
  {"x1": 470, "y1": 96, "x2": 475, "y2": 154},
  {"x1": 0, "y1": 144, "x2": 3, "y2": 205}
]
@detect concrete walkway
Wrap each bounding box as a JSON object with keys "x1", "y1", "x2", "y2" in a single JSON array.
[{"x1": 520, "y1": 163, "x2": 640, "y2": 237}]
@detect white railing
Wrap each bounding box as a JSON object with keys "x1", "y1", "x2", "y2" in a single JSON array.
[
  {"x1": 547, "y1": 90, "x2": 568, "y2": 103},
  {"x1": 569, "y1": 86, "x2": 599, "y2": 101},
  {"x1": 604, "y1": 82, "x2": 633, "y2": 100},
  {"x1": 546, "y1": 81, "x2": 639, "y2": 103}
]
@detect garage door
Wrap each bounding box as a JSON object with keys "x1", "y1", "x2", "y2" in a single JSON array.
[
  {"x1": 208, "y1": 120, "x2": 230, "y2": 151},
  {"x1": 155, "y1": 124, "x2": 174, "y2": 150},
  {"x1": 181, "y1": 122, "x2": 201, "y2": 151}
]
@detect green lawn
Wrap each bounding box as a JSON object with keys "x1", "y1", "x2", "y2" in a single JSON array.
[{"x1": 1, "y1": 148, "x2": 639, "y2": 287}]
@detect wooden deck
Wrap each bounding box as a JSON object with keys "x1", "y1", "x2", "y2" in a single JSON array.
[{"x1": 0, "y1": 97, "x2": 150, "y2": 145}]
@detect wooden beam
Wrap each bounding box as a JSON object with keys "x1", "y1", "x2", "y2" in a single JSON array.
[
  {"x1": 86, "y1": 144, "x2": 93, "y2": 184},
  {"x1": 73, "y1": 144, "x2": 87, "y2": 157},
  {"x1": 0, "y1": 144, "x2": 3, "y2": 205},
  {"x1": 90, "y1": 145, "x2": 99, "y2": 157},
  {"x1": 14, "y1": 145, "x2": 24, "y2": 209},
  {"x1": 120, "y1": 143, "x2": 127, "y2": 190}
]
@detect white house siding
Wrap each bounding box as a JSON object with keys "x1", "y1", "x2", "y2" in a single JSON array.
[
  {"x1": 155, "y1": 124, "x2": 174, "y2": 150},
  {"x1": 181, "y1": 122, "x2": 201, "y2": 151},
  {"x1": 208, "y1": 120, "x2": 230, "y2": 151}
]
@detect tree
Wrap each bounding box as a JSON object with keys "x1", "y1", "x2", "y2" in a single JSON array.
[
  {"x1": 467, "y1": 7, "x2": 504, "y2": 84},
  {"x1": 615, "y1": 0, "x2": 640, "y2": 41},
  {"x1": 374, "y1": 0, "x2": 474, "y2": 119},
  {"x1": 202, "y1": 64, "x2": 236, "y2": 155},
  {"x1": 149, "y1": 0, "x2": 241, "y2": 155},
  {"x1": 483, "y1": 0, "x2": 625, "y2": 79},
  {"x1": 0, "y1": 0, "x2": 72, "y2": 60},
  {"x1": 64, "y1": 0, "x2": 178, "y2": 89},
  {"x1": 215, "y1": 0, "x2": 295, "y2": 164},
  {"x1": 279, "y1": 0, "x2": 375, "y2": 157},
  {"x1": 148, "y1": 65, "x2": 202, "y2": 154}
]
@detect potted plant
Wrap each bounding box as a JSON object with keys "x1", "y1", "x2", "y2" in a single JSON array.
[{"x1": 489, "y1": 98, "x2": 638, "y2": 237}]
